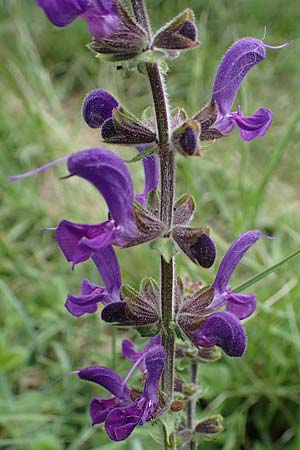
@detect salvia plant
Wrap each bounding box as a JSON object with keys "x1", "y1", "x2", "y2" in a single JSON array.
[{"x1": 9, "y1": 0, "x2": 291, "y2": 449}]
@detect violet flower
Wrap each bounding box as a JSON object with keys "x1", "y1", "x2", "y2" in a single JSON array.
[
  {"x1": 82, "y1": 89, "x2": 159, "y2": 206},
  {"x1": 206, "y1": 38, "x2": 289, "y2": 142},
  {"x1": 55, "y1": 148, "x2": 139, "y2": 267},
  {"x1": 65, "y1": 245, "x2": 121, "y2": 316},
  {"x1": 78, "y1": 344, "x2": 165, "y2": 441},
  {"x1": 179, "y1": 230, "x2": 263, "y2": 356},
  {"x1": 36, "y1": 0, "x2": 120, "y2": 40}
]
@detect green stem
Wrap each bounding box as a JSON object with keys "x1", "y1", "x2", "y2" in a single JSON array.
[{"x1": 130, "y1": 1, "x2": 176, "y2": 448}]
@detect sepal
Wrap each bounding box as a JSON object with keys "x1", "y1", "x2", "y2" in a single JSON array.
[
  {"x1": 87, "y1": 2, "x2": 148, "y2": 62},
  {"x1": 125, "y1": 201, "x2": 164, "y2": 247},
  {"x1": 176, "y1": 344, "x2": 221, "y2": 363},
  {"x1": 193, "y1": 101, "x2": 223, "y2": 141},
  {"x1": 102, "y1": 107, "x2": 157, "y2": 145},
  {"x1": 153, "y1": 9, "x2": 200, "y2": 52},
  {"x1": 177, "y1": 286, "x2": 215, "y2": 333},
  {"x1": 121, "y1": 283, "x2": 160, "y2": 324},
  {"x1": 173, "y1": 194, "x2": 196, "y2": 225}
]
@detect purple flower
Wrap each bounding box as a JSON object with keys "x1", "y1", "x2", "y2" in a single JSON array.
[
  {"x1": 55, "y1": 148, "x2": 139, "y2": 267},
  {"x1": 78, "y1": 344, "x2": 165, "y2": 441},
  {"x1": 179, "y1": 230, "x2": 264, "y2": 356},
  {"x1": 207, "y1": 38, "x2": 289, "y2": 142},
  {"x1": 36, "y1": 0, "x2": 120, "y2": 40},
  {"x1": 82, "y1": 89, "x2": 159, "y2": 206},
  {"x1": 65, "y1": 245, "x2": 121, "y2": 316}
]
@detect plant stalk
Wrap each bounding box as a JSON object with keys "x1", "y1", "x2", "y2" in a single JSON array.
[
  {"x1": 131, "y1": 1, "x2": 176, "y2": 448},
  {"x1": 187, "y1": 362, "x2": 198, "y2": 450}
]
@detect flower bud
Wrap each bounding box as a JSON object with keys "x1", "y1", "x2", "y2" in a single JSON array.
[
  {"x1": 154, "y1": 9, "x2": 200, "y2": 52},
  {"x1": 172, "y1": 227, "x2": 216, "y2": 268},
  {"x1": 172, "y1": 120, "x2": 200, "y2": 157},
  {"x1": 170, "y1": 400, "x2": 185, "y2": 412},
  {"x1": 82, "y1": 89, "x2": 118, "y2": 129},
  {"x1": 190, "y1": 233, "x2": 216, "y2": 268},
  {"x1": 194, "y1": 415, "x2": 224, "y2": 435}
]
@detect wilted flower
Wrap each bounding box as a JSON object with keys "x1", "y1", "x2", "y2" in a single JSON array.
[
  {"x1": 78, "y1": 344, "x2": 165, "y2": 441},
  {"x1": 36, "y1": 0, "x2": 120, "y2": 40},
  {"x1": 178, "y1": 230, "x2": 264, "y2": 356}
]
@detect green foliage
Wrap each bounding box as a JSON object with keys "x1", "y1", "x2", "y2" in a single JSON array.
[{"x1": 1, "y1": 0, "x2": 300, "y2": 449}]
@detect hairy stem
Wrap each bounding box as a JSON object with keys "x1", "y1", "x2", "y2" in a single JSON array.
[
  {"x1": 187, "y1": 362, "x2": 198, "y2": 450},
  {"x1": 131, "y1": 1, "x2": 176, "y2": 448}
]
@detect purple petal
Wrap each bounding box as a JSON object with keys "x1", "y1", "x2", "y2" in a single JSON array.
[
  {"x1": 81, "y1": 1, "x2": 120, "y2": 40},
  {"x1": 36, "y1": 0, "x2": 90, "y2": 27},
  {"x1": 55, "y1": 219, "x2": 119, "y2": 266},
  {"x1": 193, "y1": 311, "x2": 247, "y2": 357},
  {"x1": 225, "y1": 293, "x2": 256, "y2": 319},
  {"x1": 67, "y1": 149, "x2": 134, "y2": 226},
  {"x1": 143, "y1": 346, "x2": 165, "y2": 405},
  {"x1": 89, "y1": 396, "x2": 120, "y2": 425},
  {"x1": 122, "y1": 340, "x2": 140, "y2": 362},
  {"x1": 65, "y1": 279, "x2": 107, "y2": 317},
  {"x1": 78, "y1": 366, "x2": 130, "y2": 399},
  {"x1": 105, "y1": 400, "x2": 147, "y2": 441},
  {"x1": 122, "y1": 335, "x2": 161, "y2": 373},
  {"x1": 82, "y1": 89, "x2": 118, "y2": 129},
  {"x1": 229, "y1": 107, "x2": 272, "y2": 141},
  {"x1": 92, "y1": 246, "x2": 121, "y2": 299},
  {"x1": 36, "y1": 0, "x2": 120, "y2": 39},
  {"x1": 135, "y1": 145, "x2": 159, "y2": 206},
  {"x1": 190, "y1": 233, "x2": 216, "y2": 268},
  {"x1": 213, "y1": 230, "x2": 262, "y2": 296},
  {"x1": 212, "y1": 38, "x2": 266, "y2": 117}
]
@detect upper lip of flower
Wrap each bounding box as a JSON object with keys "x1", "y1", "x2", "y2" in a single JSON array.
[
  {"x1": 195, "y1": 37, "x2": 290, "y2": 142},
  {"x1": 36, "y1": 0, "x2": 120, "y2": 40}
]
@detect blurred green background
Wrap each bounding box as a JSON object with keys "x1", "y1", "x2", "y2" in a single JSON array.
[{"x1": 1, "y1": 0, "x2": 300, "y2": 449}]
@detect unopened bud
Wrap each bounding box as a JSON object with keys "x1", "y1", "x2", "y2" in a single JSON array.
[
  {"x1": 82, "y1": 89, "x2": 118, "y2": 129},
  {"x1": 194, "y1": 415, "x2": 224, "y2": 435},
  {"x1": 190, "y1": 233, "x2": 216, "y2": 268},
  {"x1": 171, "y1": 400, "x2": 185, "y2": 412},
  {"x1": 154, "y1": 9, "x2": 200, "y2": 52},
  {"x1": 172, "y1": 227, "x2": 216, "y2": 268},
  {"x1": 172, "y1": 120, "x2": 200, "y2": 157}
]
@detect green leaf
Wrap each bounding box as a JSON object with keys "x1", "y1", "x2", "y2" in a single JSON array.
[
  {"x1": 123, "y1": 146, "x2": 157, "y2": 163},
  {"x1": 234, "y1": 248, "x2": 300, "y2": 292}
]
